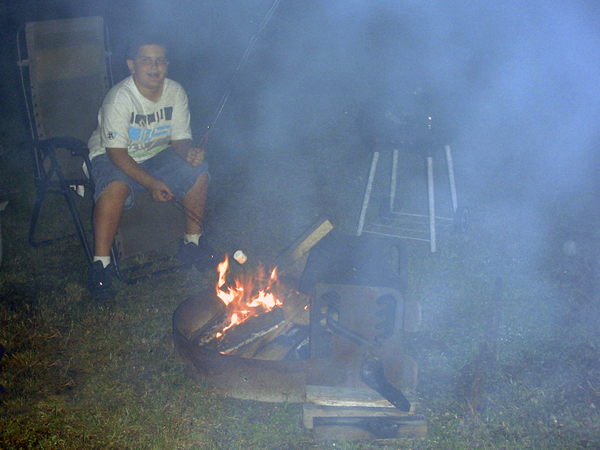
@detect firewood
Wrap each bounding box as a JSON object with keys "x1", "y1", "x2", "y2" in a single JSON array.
[
  {"x1": 252, "y1": 323, "x2": 309, "y2": 361},
  {"x1": 274, "y1": 218, "x2": 333, "y2": 279},
  {"x1": 236, "y1": 288, "x2": 310, "y2": 359},
  {"x1": 215, "y1": 306, "x2": 285, "y2": 355},
  {"x1": 189, "y1": 310, "x2": 229, "y2": 346}
]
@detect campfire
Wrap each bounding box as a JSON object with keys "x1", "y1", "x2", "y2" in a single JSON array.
[
  {"x1": 215, "y1": 254, "x2": 283, "y2": 337},
  {"x1": 173, "y1": 229, "x2": 426, "y2": 440},
  {"x1": 194, "y1": 254, "x2": 305, "y2": 358}
]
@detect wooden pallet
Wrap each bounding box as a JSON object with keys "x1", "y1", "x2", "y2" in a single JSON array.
[{"x1": 304, "y1": 385, "x2": 427, "y2": 441}]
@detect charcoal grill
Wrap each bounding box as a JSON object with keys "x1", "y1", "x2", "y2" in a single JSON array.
[{"x1": 356, "y1": 90, "x2": 469, "y2": 252}]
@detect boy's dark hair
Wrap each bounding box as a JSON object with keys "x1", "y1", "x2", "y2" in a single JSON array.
[{"x1": 127, "y1": 34, "x2": 168, "y2": 60}]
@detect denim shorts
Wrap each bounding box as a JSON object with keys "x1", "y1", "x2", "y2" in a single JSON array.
[{"x1": 90, "y1": 147, "x2": 210, "y2": 209}]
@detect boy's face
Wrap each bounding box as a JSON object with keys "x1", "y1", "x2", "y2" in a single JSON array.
[{"x1": 127, "y1": 44, "x2": 168, "y2": 93}]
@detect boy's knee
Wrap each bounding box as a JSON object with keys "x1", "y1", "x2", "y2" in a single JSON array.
[
  {"x1": 98, "y1": 181, "x2": 131, "y2": 204},
  {"x1": 108, "y1": 180, "x2": 130, "y2": 193}
]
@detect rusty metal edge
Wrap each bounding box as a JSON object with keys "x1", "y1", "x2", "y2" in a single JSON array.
[{"x1": 172, "y1": 292, "x2": 345, "y2": 403}]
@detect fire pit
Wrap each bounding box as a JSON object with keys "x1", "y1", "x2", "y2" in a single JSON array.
[
  {"x1": 173, "y1": 290, "x2": 346, "y2": 403},
  {"x1": 172, "y1": 233, "x2": 427, "y2": 439}
]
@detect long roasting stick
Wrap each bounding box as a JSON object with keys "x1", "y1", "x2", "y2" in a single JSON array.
[
  {"x1": 169, "y1": 196, "x2": 203, "y2": 228},
  {"x1": 172, "y1": 1, "x2": 283, "y2": 228},
  {"x1": 198, "y1": 0, "x2": 283, "y2": 151}
]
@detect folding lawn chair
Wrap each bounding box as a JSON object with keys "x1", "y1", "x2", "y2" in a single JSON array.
[
  {"x1": 17, "y1": 16, "x2": 185, "y2": 278},
  {"x1": 17, "y1": 16, "x2": 112, "y2": 264}
]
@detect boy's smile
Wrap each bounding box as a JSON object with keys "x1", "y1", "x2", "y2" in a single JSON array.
[{"x1": 127, "y1": 44, "x2": 169, "y2": 101}]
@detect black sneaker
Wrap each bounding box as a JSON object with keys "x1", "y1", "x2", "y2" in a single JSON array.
[
  {"x1": 177, "y1": 237, "x2": 219, "y2": 270},
  {"x1": 87, "y1": 260, "x2": 117, "y2": 300}
]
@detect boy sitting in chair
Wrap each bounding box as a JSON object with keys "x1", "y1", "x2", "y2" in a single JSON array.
[{"x1": 87, "y1": 36, "x2": 215, "y2": 300}]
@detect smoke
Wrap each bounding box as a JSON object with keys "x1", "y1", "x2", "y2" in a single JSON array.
[
  {"x1": 240, "y1": 0, "x2": 600, "y2": 202},
  {"x1": 158, "y1": 0, "x2": 600, "y2": 259},
  {"x1": 5, "y1": 0, "x2": 598, "y2": 200},
  {"x1": 431, "y1": 1, "x2": 600, "y2": 202},
  {"x1": 87, "y1": 0, "x2": 599, "y2": 197},
  {"x1": 7, "y1": 0, "x2": 598, "y2": 252}
]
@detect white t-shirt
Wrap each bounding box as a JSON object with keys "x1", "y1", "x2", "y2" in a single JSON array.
[{"x1": 88, "y1": 76, "x2": 193, "y2": 162}]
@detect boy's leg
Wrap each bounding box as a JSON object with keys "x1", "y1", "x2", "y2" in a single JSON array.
[
  {"x1": 137, "y1": 148, "x2": 216, "y2": 267},
  {"x1": 178, "y1": 172, "x2": 217, "y2": 267},
  {"x1": 143, "y1": 148, "x2": 209, "y2": 234},
  {"x1": 182, "y1": 172, "x2": 208, "y2": 235},
  {"x1": 93, "y1": 181, "x2": 131, "y2": 257},
  {"x1": 88, "y1": 180, "x2": 130, "y2": 301}
]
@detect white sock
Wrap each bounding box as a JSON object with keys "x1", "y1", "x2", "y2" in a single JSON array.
[
  {"x1": 93, "y1": 256, "x2": 112, "y2": 268},
  {"x1": 184, "y1": 233, "x2": 202, "y2": 246}
]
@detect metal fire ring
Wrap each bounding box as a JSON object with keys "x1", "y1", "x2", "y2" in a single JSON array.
[{"x1": 172, "y1": 290, "x2": 346, "y2": 403}]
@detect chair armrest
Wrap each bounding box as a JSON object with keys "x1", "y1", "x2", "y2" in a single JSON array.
[
  {"x1": 31, "y1": 137, "x2": 93, "y2": 184},
  {"x1": 39, "y1": 137, "x2": 89, "y2": 157}
]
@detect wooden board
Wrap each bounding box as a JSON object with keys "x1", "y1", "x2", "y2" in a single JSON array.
[
  {"x1": 304, "y1": 404, "x2": 409, "y2": 429},
  {"x1": 305, "y1": 385, "x2": 419, "y2": 412},
  {"x1": 274, "y1": 218, "x2": 333, "y2": 279},
  {"x1": 310, "y1": 412, "x2": 427, "y2": 440},
  {"x1": 306, "y1": 385, "x2": 399, "y2": 409}
]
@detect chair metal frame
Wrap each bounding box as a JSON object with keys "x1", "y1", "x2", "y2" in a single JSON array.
[{"x1": 17, "y1": 16, "x2": 114, "y2": 264}]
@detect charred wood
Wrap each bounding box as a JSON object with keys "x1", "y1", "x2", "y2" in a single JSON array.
[{"x1": 214, "y1": 306, "x2": 285, "y2": 355}]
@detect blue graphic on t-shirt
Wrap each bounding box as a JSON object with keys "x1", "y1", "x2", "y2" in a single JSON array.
[
  {"x1": 153, "y1": 125, "x2": 171, "y2": 137},
  {"x1": 128, "y1": 124, "x2": 172, "y2": 142},
  {"x1": 128, "y1": 127, "x2": 141, "y2": 141}
]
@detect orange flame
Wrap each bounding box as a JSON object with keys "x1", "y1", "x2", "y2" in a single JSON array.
[{"x1": 215, "y1": 255, "x2": 282, "y2": 336}]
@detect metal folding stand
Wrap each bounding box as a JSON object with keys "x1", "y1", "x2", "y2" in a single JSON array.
[{"x1": 357, "y1": 145, "x2": 468, "y2": 253}]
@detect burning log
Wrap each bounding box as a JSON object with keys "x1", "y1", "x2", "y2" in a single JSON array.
[
  {"x1": 213, "y1": 306, "x2": 285, "y2": 355},
  {"x1": 236, "y1": 288, "x2": 310, "y2": 360},
  {"x1": 251, "y1": 323, "x2": 309, "y2": 361},
  {"x1": 210, "y1": 253, "x2": 284, "y2": 348},
  {"x1": 191, "y1": 249, "x2": 313, "y2": 360},
  {"x1": 189, "y1": 310, "x2": 229, "y2": 347}
]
